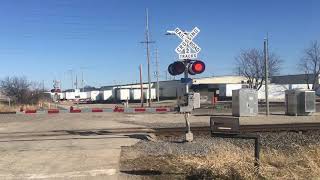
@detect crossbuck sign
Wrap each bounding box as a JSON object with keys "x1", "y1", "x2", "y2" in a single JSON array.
[{"x1": 174, "y1": 27, "x2": 201, "y2": 60}]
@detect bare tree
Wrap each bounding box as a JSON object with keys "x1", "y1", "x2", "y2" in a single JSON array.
[
  {"x1": 235, "y1": 48, "x2": 282, "y2": 90},
  {"x1": 299, "y1": 41, "x2": 320, "y2": 90},
  {"x1": 0, "y1": 76, "x2": 45, "y2": 104}
]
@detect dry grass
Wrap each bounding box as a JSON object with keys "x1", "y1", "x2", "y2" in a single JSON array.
[
  {"x1": 0, "y1": 104, "x2": 16, "y2": 112},
  {"x1": 0, "y1": 103, "x2": 41, "y2": 112},
  {"x1": 169, "y1": 143, "x2": 320, "y2": 179}
]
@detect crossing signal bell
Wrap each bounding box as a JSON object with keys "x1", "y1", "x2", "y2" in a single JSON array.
[{"x1": 168, "y1": 60, "x2": 205, "y2": 76}]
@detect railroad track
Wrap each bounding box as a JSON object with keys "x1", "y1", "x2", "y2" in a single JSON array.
[
  {"x1": 154, "y1": 123, "x2": 320, "y2": 134},
  {"x1": 0, "y1": 123, "x2": 320, "y2": 141},
  {"x1": 240, "y1": 123, "x2": 320, "y2": 132}
]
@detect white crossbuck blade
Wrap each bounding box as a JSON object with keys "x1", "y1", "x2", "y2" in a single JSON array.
[{"x1": 174, "y1": 27, "x2": 201, "y2": 55}]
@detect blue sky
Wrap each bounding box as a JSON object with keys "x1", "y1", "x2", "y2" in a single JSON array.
[{"x1": 0, "y1": 0, "x2": 319, "y2": 89}]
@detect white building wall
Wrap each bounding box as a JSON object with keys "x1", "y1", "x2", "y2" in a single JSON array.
[
  {"x1": 258, "y1": 84, "x2": 313, "y2": 101},
  {"x1": 219, "y1": 84, "x2": 243, "y2": 97},
  {"x1": 159, "y1": 80, "x2": 185, "y2": 98},
  {"x1": 65, "y1": 92, "x2": 75, "y2": 100}
]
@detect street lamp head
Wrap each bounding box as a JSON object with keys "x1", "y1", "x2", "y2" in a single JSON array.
[{"x1": 165, "y1": 30, "x2": 175, "y2": 35}]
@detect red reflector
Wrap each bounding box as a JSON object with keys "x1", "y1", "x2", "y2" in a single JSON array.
[
  {"x1": 48, "y1": 109, "x2": 59, "y2": 113},
  {"x1": 92, "y1": 108, "x2": 103, "y2": 112},
  {"x1": 70, "y1": 109, "x2": 81, "y2": 113},
  {"x1": 113, "y1": 108, "x2": 124, "y2": 112},
  {"x1": 25, "y1": 109, "x2": 37, "y2": 113},
  {"x1": 135, "y1": 108, "x2": 146, "y2": 112},
  {"x1": 156, "y1": 108, "x2": 167, "y2": 112}
]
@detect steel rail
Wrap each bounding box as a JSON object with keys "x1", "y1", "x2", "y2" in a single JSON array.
[{"x1": 0, "y1": 123, "x2": 319, "y2": 140}]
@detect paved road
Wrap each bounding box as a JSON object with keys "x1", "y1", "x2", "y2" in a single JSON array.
[{"x1": 0, "y1": 113, "x2": 142, "y2": 180}]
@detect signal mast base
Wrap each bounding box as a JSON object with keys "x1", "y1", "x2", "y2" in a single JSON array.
[
  {"x1": 184, "y1": 112, "x2": 193, "y2": 142},
  {"x1": 184, "y1": 132, "x2": 194, "y2": 142}
]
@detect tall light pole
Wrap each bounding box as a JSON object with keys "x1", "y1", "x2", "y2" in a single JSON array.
[
  {"x1": 141, "y1": 8, "x2": 155, "y2": 107},
  {"x1": 264, "y1": 35, "x2": 269, "y2": 116}
]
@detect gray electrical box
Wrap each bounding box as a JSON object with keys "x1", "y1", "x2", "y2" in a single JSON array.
[
  {"x1": 179, "y1": 92, "x2": 201, "y2": 113},
  {"x1": 285, "y1": 89, "x2": 316, "y2": 116},
  {"x1": 232, "y1": 89, "x2": 258, "y2": 117}
]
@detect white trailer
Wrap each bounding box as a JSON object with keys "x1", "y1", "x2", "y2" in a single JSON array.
[
  {"x1": 65, "y1": 92, "x2": 75, "y2": 100},
  {"x1": 130, "y1": 89, "x2": 143, "y2": 100},
  {"x1": 79, "y1": 92, "x2": 88, "y2": 99},
  {"x1": 74, "y1": 89, "x2": 81, "y2": 99},
  {"x1": 144, "y1": 88, "x2": 156, "y2": 100},
  {"x1": 101, "y1": 90, "x2": 113, "y2": 101},
  {"x1": 59, "y1": 92, "x2": 65, "y2": 100},
  {"x1": 116, "y1": 89, "x2": 130, "y2": 101},
  {"x1": 90, "y1": 91, "x2": 101, "y2": 101}
]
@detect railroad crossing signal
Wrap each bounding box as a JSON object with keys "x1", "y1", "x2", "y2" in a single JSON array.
[
  {"x1": 174, "y1": 27, "x2": 201, "y2": 60},
  {"x1": 168, "y1": 60, "x2": 205, "y2": 76}
]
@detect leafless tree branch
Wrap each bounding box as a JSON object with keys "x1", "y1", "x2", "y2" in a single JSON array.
[
  {"x1": 235, "y1": 48, "x2": 282, "y2": 90},
  {"x1": 299, "y1": 40, "x2": 320, "y2": 90},
  {"x1": 0, "y1": 76, "x2": 46, "y2": 104}
]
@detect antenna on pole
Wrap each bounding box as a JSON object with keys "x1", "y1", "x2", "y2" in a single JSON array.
[{"x1": 140, "y1": 8, "x2": 155, "y2": 107}]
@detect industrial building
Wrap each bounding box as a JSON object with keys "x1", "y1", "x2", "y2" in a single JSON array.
[{"x1": 55, "y1": 74, "x2": 320, "y2": 103}]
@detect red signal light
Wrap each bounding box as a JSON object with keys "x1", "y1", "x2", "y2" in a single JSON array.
[
  {"x1": 168, "y1": 61, "x2": 185, "y2": 76},
  {"x1": 188, "y1": 60, "x2": 205, "y2": 75}
]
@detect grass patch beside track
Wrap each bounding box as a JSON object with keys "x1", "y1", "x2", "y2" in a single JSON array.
[
  {"x1": 120, "y1": 131, "x2": 320, "y2": 179},
  {"x1": 169, "y1": 144, "x2": 320, "y2": 179}
]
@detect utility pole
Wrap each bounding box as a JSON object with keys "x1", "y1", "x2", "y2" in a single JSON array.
[
  {"x1": 81, "y1": 71, "x2": 84, "y2": 92},
  {"x1": 155, "y1": 48, "x2": 160, "y2": 102},
  {"x1": 75, "y1": 75, "x2": 78, "y2": 89},
  {"x1": 140, "y1": 8, "x2": 155, "y2": 107},
  {"x1": 163, "y1": 70, "x2": 168, "y2": 80},
  {"x1": 68, "y1": 69, "x2": 74, "y2": 89},
  {"x1": 139, "y1": 64, "x2": 144, "y2": 107},
  {"x1": 264, "y1": 35, "x2": 269, "y2": 116}
]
